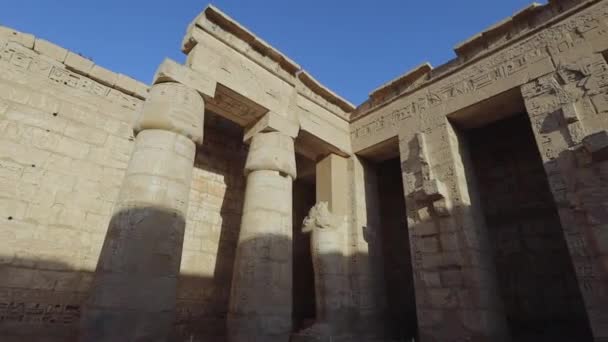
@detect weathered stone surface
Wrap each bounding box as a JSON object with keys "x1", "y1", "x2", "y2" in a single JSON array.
[
  {"x1": 0, "y1": 25, "x2": 35, "y2": 48},
  {"x1": 297, "y1": 202, "x2": 348, "y2": 340},
  {"x1": 245, "y1": 131, "x2": 297, "y2": 179},
  {"x1": 583, "y1": 130, "x2": 608, "y2": 161},
  {"x1": 33, "y1": 38, "x2": 68, "y2": 62},
  {"x1": 81, "y1": 129, "x2": 196, "y2": 342},
  {"x1": 64, "y1": 51, "x2": 94, "y2": 75},
  {"x1": 153, "y1": 58, "x2": 216, "y2": 97},
  {"x1": 315, "y1": 154, "x2": 349, "y2": 216},
  {"x1": 243, "y1": 111, "x2": 299, "y2": 143},
  {"x1": 89, "y1": 64, "x2": 118, "y2": 87},
  {"x1": 0, "y1": 24, "x2": 148, "y2": 339},
  {"x1": 137, "y1": 82, "x2": 205, "y2": 144},
  {"x1": 2, "y1": 1, "x2": 608, "y2": 341},
  {"x1": 227, "y1": 131, "x2": 296, "y2": 342}
]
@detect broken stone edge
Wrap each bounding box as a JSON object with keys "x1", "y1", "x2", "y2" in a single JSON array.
[{"x1": 0, "y1": 25, "x2": 149, "y2": 100}]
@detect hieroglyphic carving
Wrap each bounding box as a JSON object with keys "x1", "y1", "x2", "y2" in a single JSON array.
[
  {"x1": 352, "y1": 1, "x2": 608, "y2": 146},
  {"x1": 0, "y1": 42, "x2": 141, "y2": 110},
  {"x1": 352, "y1": 48, "x2": 549, "y2": 141},
  {"x1": 0, "y1": 301, "x2": 80, "y2": 325},
  {"x1": 523, "y1": 53, "x2": 608, "y2": 147}
]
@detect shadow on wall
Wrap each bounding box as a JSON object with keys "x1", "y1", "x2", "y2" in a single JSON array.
[
  {"x1": 80, "y1": 206, "x2": 189, "y2": 341},
  {"x1": 0, "y1": 237, "x2": 389, "y2": 342},
  {"x1": 0, "y1": 254, "x2": 227, "y2": 342},
  {"x1": 170, "y1": 141, "x2": 247, "y2": 341}
]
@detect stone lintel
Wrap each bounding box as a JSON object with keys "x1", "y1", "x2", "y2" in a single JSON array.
[
  {"x1": 183, "y1": 6, "x2": 354, "y2": 122},
  {"x1": 369, "y1": 62, "x2": 433, "y2": 101},
  {"x1": 297, "y1": 71, "x2": 355, "y2": 113},
  {"x1": 183, "y1": 4, "x2": 301, "y2": 75},
  {"x1": 316, "y1": 154, "x2": 349, "y2": 216},
  {"x1": 153, "y1": 58, "x2": 216, "y2": 98},
  {"x1": 243, "y1": 111, "x2": 299, "y2": 143}
]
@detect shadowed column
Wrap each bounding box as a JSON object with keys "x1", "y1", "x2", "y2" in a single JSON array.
[
  {"x1": 80, "y1": 82, "x2": 204, "y2": 342},
  {"x1": 227, "y1": 131, "x2": 296, "y2": 342}
]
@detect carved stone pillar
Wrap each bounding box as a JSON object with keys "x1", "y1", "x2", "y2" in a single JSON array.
[
  {"x1": 399, "y1": 127, "x2": 509, "y2": 342},
  {"x1": 227, "y1": 131, "x2": 296, "y2": 342},
  {"x1": 522, "y1": 66, "x2": 608, "y2": 340},
  {"x1": 80, "y1": 82, "x2": 204, "y2": 342}
]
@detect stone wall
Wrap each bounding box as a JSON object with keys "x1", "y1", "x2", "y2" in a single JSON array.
[
  {"x1": 0, "y1": 26, "x2": 250, "y2": 342},
  {"x1": 0, "y1": 27, "x2": 144, "y2": 341},
  {"x1": 1, "y1": 1, "x2": 608, "y2": 341},
  {"x1": 521, "y1": 47, "x2": 608, "y2": 341}
]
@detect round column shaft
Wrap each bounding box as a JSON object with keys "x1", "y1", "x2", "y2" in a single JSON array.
[
  {"x1": 227, "y1": 131, "x2": 297, "y2": 342},
  {"x1": 81, "y1": 82, "x2": 204, "y2": 342}
]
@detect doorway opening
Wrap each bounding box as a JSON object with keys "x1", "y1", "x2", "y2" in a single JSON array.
[
  {"x1": 462, "y1": 111, "x2": 592, "y2": 341},
  {"x1": 377, "y1": 157, "x2": 418, "y2": 340},
  {"x1": 360, "y1": 138, "x2": 418, "y2": 340}
]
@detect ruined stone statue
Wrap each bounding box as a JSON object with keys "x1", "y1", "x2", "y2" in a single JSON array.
[{"x1": 293, "y1": 202, "x2": 347, "y2": 342}]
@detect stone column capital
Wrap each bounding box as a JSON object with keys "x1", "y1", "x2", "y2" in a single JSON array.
[
  {"x1": 136, "y1": 81, "x2": 205, "y2": 144},
  {"x1": 245, "y1": 131, "x2": 297, "y2": 179}
]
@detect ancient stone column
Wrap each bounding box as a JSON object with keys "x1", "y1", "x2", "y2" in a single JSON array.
[
  {"x1": 227, "y1": 131, "x2": 296, "y2": 342},
  {"x1": 81, "y1": 82, "x2": 204, "y2": 342}
]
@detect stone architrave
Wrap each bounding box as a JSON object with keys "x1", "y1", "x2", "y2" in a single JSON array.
[
  {"x1": 227, "y1": 131, "x2": 297, "y2": 342},
  {"x1": 80, "y1": 82, "x2": 204, "y2": 342}
]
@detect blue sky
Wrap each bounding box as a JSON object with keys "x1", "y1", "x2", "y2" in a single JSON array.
[{"x1": 1, "y1": 0, "x2": 545, "y2": 105}]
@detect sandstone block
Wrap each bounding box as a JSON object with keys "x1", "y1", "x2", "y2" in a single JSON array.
[
  {"x1": 115, "y1": 73, "x2": 139, "y2": 95},
  {"x1": 89, "y1": 64, "x2": 117, "y2": 86},
  {"x1": 0, "y1": 26, "x2": 34, "y2": 48},
  {"x1": 137, "y1": 82, "x2": 205, "y2": 144},
  {"x1": 153, "y1": 58, "x2": 215, "y2": 97},
  {"x1": 245, "y1": 131, "x2": 296, "y2": 179},
  {"x1": 132, "y1": 80, "x2": 149, "y2": 99},
  {"x1": 64, "y1": 51, "x2": 94, "y2": 75},
  {"x1": 33, "y1": 38, "x2": 68, "y2": 62}
]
